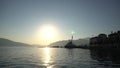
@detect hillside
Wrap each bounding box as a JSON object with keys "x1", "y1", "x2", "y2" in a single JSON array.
[
  {"x1": 49, "y1": 38, "x2": 90, "y2": 47},
  {"x1": 0, "y1": 38, "x2": 31, "y2": 47}
]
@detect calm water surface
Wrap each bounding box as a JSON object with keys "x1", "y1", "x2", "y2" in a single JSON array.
[{"x1": 0, "y1": 47, "x2": 120, "y2": 68}]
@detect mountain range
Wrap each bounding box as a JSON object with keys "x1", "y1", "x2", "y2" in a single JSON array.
[{"x1": 0, "y1": 38, "x2": 31, "y2": 47}]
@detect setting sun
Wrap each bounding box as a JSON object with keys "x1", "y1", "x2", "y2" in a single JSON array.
[
  {"x1": 40, "y1": 24, "x2": 57, "y2": 39},
  {"x1": 36, "y1": 24, "x2": 60, "y2": 45}
]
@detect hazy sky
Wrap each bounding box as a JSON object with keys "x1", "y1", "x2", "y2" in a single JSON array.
[{"x1": 0, "y1": 0, "x2": 120, "y2": 45}]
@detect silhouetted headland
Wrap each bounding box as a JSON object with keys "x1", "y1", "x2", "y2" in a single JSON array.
[
  {"x1": 49, "y1": 38, "x2": 89, "y2": 48},
  {"x1": 90, "y1": 30, "x2": 120, "y2": 64},
  {"x1": 64, "y1": 40, "x2": 77, "y2": 48},
  {"x1": 64, "y1": 35, "x2": 89, "y2": 49},
  {"x1": 65, "y1": 35, "x2": 78, "y2": 48}
]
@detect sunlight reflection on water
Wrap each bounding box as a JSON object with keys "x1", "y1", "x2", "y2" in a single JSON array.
[{"x1": 44, "y1": 47, "x2": 52, "y2": 68}]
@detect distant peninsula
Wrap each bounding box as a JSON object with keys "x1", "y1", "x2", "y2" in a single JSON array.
[{"x1": 0, "y1": 38, "x2": 31, "y2": 47}]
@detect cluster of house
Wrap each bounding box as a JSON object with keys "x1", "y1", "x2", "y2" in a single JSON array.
[{"x1": 90, "y1": 31, "x2": 120, "y2": 45}]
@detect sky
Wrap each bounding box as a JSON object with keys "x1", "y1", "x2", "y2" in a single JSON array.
[{"x1": 0, "y1": 0, "x2": 120, "y2": 45}]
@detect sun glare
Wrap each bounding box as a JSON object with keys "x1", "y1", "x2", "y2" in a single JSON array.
[
  {"x1": 40, "y1": 24, "x2": 57, "y2": 39},
  {"x1": 36, "y1": 24, "x2": 59, "y2": 45},
  {"x1": 40, "y1": 24, "x2": 58, "y2": 40}
]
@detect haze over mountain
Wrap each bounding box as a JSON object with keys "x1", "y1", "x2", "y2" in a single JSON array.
[
  {"x1": 0, "y1": 38, "x2": 31, "y2": 47},
  {"x1": 49, "y1": 38, "x2": 90, "y2": 47}
]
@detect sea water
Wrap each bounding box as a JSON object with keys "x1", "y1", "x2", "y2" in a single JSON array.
[{"x1": 0, "y1": 46, "x2": 120, "y2": 68}]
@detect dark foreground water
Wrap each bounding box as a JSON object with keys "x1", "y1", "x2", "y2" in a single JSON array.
[{"x1": 0, "y1": 47, "x2": 120, "y2": 68}]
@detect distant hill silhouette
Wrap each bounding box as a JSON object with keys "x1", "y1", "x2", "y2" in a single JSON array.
[
  {"x1": 0, "y1": 38, "x2": 31, "y2": 47},
  {"x1": 49, "y1": 38, "x2": 89, "y2": 47}
]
